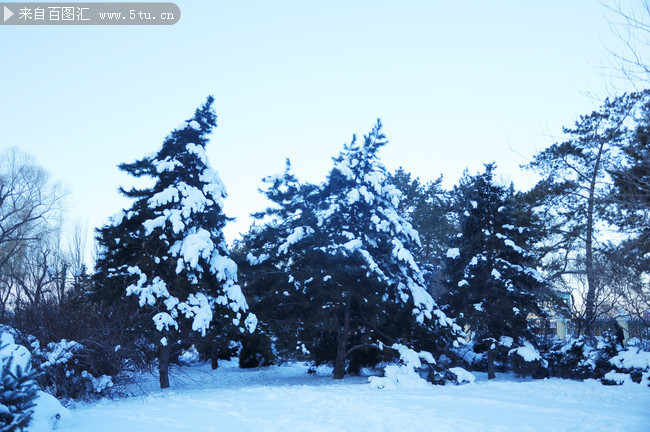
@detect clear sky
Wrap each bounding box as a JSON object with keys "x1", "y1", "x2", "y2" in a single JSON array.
[{"x1": 0, "y1": 1, "x2": 646, "y2": 252}]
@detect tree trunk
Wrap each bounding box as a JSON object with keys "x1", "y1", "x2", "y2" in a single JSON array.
[
  {"x1": 159, "y1": 343, "x2": 171, "y2": 389},
  {"x1": 211, "y1": 343, "x2": 219, "y2": 370},
  {"x1": 584, "y1": 139, "x2": 606, "y2": 332},
  {"x1": 333, "y1": 301, "x2": 351, "y2": 380},
  {"x1": 487, "y1": 349, "x2": 496, "y2": 380}
]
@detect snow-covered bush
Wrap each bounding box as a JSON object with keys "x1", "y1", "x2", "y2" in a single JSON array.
[
  {"x1": 542, "y1": 334, "x2": 650, "y2": 385},
  {"x1": 601, "y1": 347, "x2": 650, "y2": 386},
  {"x1": 0, "y1": 332, "x2": 69, "y2": 432},
  {"x1": 369, "y1": 344, "x2": 462, "y2": 389},
  {"x1": 454, "y1": 340, "x2": 487, "y2": 370},
  {"x1": 508, "y1": 340, "x2": 549, "y2": 379},
  {"x1": 544, "y1": 336, "x2": 605, "y2": 380},
  {"x1": 29, "y1": 337, "x2": 115, "y2": 400}
]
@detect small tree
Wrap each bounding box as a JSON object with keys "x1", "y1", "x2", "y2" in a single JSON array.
[
  {"x1": 94, "y1": 97, "x2": 256, "y2": 388},
  {"x1": 0, "y1": 335, "x2": 39, "y2": 432}
]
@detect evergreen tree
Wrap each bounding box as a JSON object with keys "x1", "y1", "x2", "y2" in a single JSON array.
[
  {"x1": 94, "y1": 97, "x2": 256, "y2": 388},
  {"x1": 0, "y1": 360, "x2": 38, "y2": 432},
  {"x1": 443, "y1": 164, "x2": 548, "y2": 379},
  {"x1": 387, "y1": 169, "x2": 455, "y2": 298},
  {"x1": 528, "y1": 90, "x2": 650, "y2": 332},
  {"x1": 245, "y1": 121, "x2": 464, "y2": 380},
  {"x1": 608, "y1": 97, "x2": 650, "y2": 264}
]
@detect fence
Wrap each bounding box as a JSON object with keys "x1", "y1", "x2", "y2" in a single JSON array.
[{"x1": 530, "y1": 316, "x2": 650, "y2": 342}]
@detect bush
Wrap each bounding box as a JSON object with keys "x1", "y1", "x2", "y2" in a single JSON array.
[
  {"x1": 542, "y1": 334, "x2": 650, "y2": 385},
  {"x1": 28, "y1": 338, "x2": 115, "y2": 400},
  {"x1": 239, "y1": 333, "x2": 274, "y2": 369},
  {"x1": 508, "y1": 341, "x2": 549, "y2": 379},
  {"x1": 544, "y1": 337, "x2": 602, "y2": 380},
  {"x1": 602, "y1": 343, "x2": 650, "y2": 386}
]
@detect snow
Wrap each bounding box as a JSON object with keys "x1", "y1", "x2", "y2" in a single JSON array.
[
  {"x1": 244, "y1": 313, "x2": 258, "y2": 333},
  {"x1": 177, "y1": 293, "x2": 213, "y2": 336},
  {"x1": 126, "y1": 275, "x2": 170, "y2": 308},
  {"x1": 0, "y1": 334, "x2": 69, "y2": 432},
  {"x1": 171, "y1": 229, "x2": 213, "y2": 271},
  {"x1": 609, "y1": 348, "x2": 650, "y2": 370},
  {"x1": 446, "y1": 248, "x2": 460, "y2": 259},
  {"x1": 40, "y1": 339, "x2": 82, "y2": 369},
  {"x1": 210, "y1": 254, "x2": 238, "y2": 281},
  {"x1": 53, "y1": 362, "x2": 650, "y2": 432},
  {"x1": 154, "y1": 157, "x2": 182, "y2": 173},
  {"x1": 603, "y1": 370, "x2": 637, "y2": 385},
  {"x1": 346, "y1": 188, "x2": 360, "y2": 204},
  {"x1": 246, "y1": 252, "x2": 269, "y2": 265},
  {"x1": 152, "y1": 312, "x2": 178, "y2": 332},
  {"x1": 344, "y1": 238, "x2": 363, "y2": 251},
  {"x1": 504, "y1": 239, "x2": 525, "y2": 254},
  {"x1": 278, "y1": 227, "x2": 311, "y2": 255},
  {"x1": 509, "y1": 342, "x2": 541, "y2": 362},
  {"x1": 449, "y1": 367, "x2": 476, "y2": 384},
  {"x1": 0, "y1": 333, "x2": 31, "y2": 373},
  {"x1": 29, "y1": 391, "x2": 70, "y2": 432}
]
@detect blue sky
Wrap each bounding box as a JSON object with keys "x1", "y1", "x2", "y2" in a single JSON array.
[{"x1": 0, "y1": 0, "x2": 645, "y2": 247}]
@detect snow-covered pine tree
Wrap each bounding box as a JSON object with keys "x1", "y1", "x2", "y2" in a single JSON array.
[
  {"x1": 443, "y1": 164, "x2": 548, "y2": 379},
  {"x1": 387, "y1": 169, "x2": 455, "y2": 298},
  {"x1": 0, "y1": 334, "x2": 39, "y2": 432},
  {"x1": 245, "y1": 121, "x2": 464, "y2": 380},
  {"x1": 0, "y1": 359, "x2": 38, "y2": 432},
  {"x1": 94, "y1": 97, "x2": 256, "y2": 388}
]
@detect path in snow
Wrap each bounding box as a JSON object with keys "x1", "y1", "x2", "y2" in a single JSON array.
[{"x1": 55, "y1": 362, "x2": 650, "y2": 432}]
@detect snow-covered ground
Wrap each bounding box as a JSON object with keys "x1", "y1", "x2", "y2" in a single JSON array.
[{"x1": 52, "y1": 361, "x2": 649, "y2": 432}]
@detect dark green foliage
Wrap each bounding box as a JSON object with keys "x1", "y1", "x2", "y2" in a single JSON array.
[
  {"x1": 0, "y1": 359, "x2": 38, "y2": 432},
  {"x1": 238, "y1": 331, "x2": 274, "y2": 369},
  {"x1": 542, "y1": 335, "x2": 632, "y2": 383},
  {"x1": 544, "y1": 337, "x2": 599, "y2": 380},
  {"x1": 242, "y1": 122, "x2": 463, "y2": 380},
  {"x1": 387, "y1": 169, "x2": 454, "y2": 298},
  {"x1": 442, "y1": 164, "x2": 551, "y2": 376}
]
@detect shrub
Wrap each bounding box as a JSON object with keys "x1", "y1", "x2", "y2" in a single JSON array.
[
  {"x1": 602, "y1": 343, "x2": 650, "y2": 386},
  {"x1": 508, "y1": 341, "x2": 549, "y2": 379}
]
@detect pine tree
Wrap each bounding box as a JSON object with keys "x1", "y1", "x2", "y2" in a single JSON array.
[
  {"x1": 608, "y1": 96, "x2": 650, "y2": 264},
  {"x1": 94, "y1": 97, "x2": 256, "y2": 388},
  {"x1": 387, "y1": 169, "x2": 455, "y2": 297},
  {"x1": 443, "y1": 164, "x2": 548, "y2": 379},
  {"x1": 528, "y1": 90, "x2": 650, "y2": 332},
  {"x1": 0, "y1": 359, "x2": 38, "y2": 432},
  {"x1": 245, "y1": 121, "x2": 464, "y2": 380}
]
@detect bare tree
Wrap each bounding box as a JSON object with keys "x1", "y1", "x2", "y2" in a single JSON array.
[
  {"x1": 604, "y1": 1, "x2": 650, "y2": 86},
  {"x1": 0, "y1": 148, "x2": 65, "y2": 317},
  {"x1": 0, "y1": 148, "x2": 63, "y2": 269}
]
